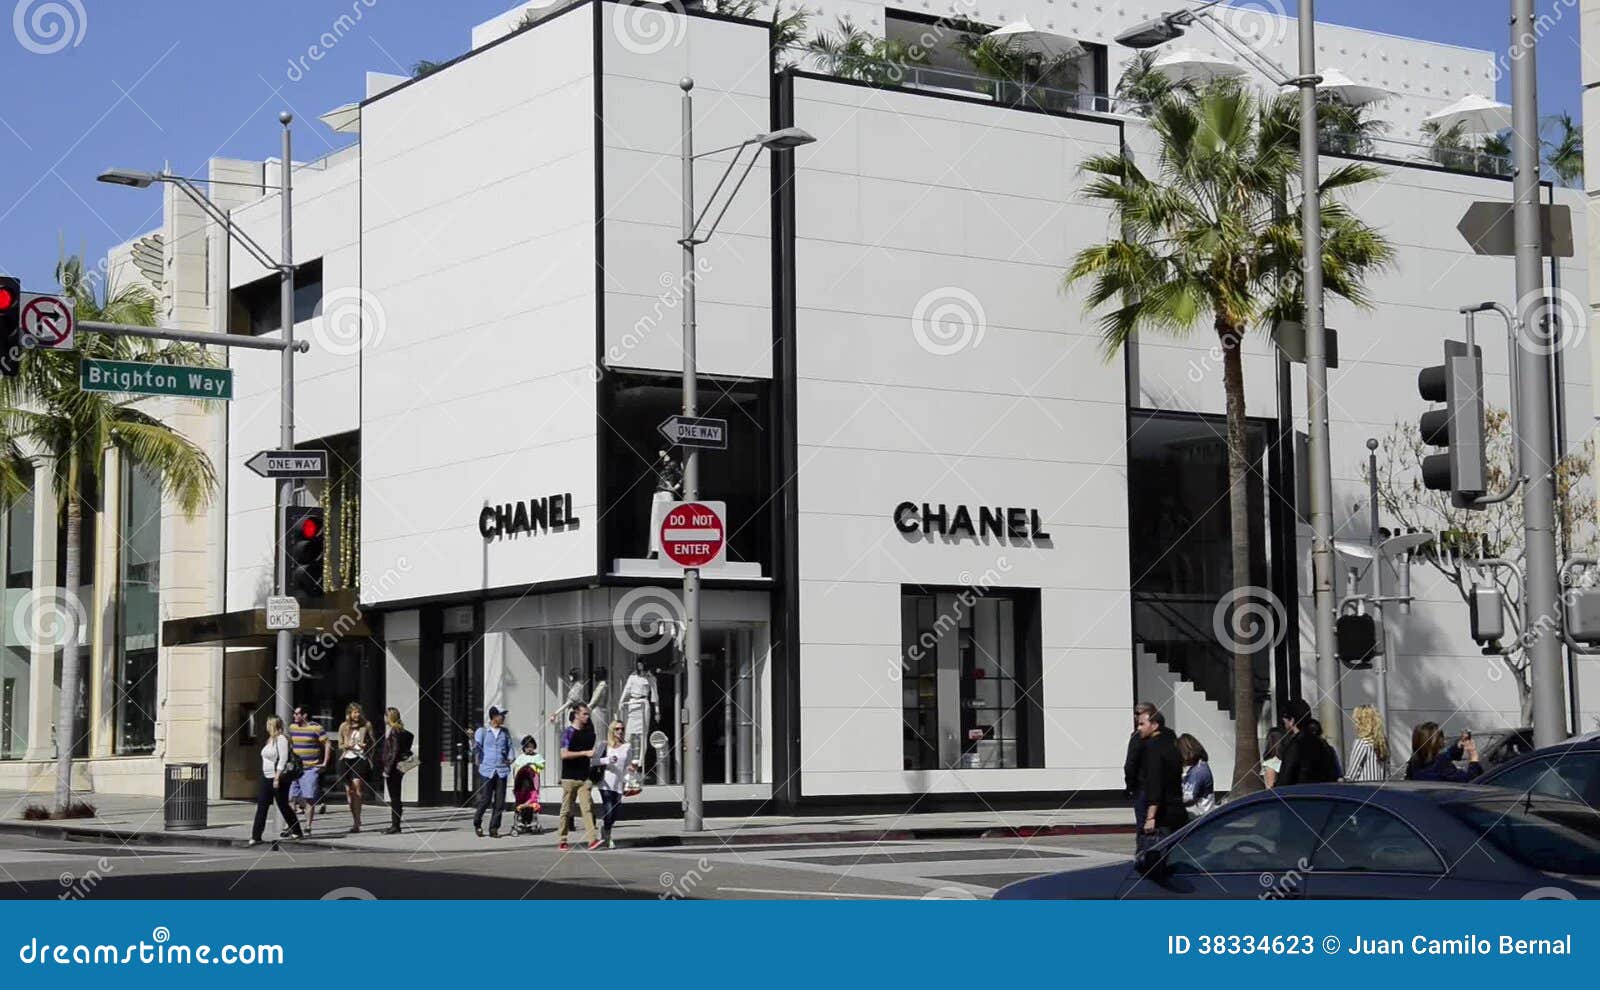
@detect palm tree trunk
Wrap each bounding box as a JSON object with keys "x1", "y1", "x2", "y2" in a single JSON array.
[
  {"x1": 1221, "y1": 324, "x2": 1265, "y2": 795},
  {"x1": 52, "y1": 451, "x2": 82, "y2": 814}
]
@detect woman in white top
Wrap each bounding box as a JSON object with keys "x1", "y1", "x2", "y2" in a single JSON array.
[
  {"x1": 1345, "y1": 705, "x2": 1390, "y2": 782},
  {"x1": 249, "y1": 715, "x2": 302, "y2": 846},
  {"x1": 595, "y1": 721, "x2": 638, "y2": 849}
]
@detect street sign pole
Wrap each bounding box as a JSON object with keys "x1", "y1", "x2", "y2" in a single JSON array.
[
  {"x1": 275, "y1": 112, "x2": 297, "y2": 724},
  {"x1": 680, "y1": 78, "x2": 704, "y2": 833},
  {"x1": 1509, "y1": 1, "x2": 1565, "y2": 747}
]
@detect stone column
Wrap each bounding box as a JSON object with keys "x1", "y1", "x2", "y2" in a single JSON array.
[{"x1": 23, "y1": 457, "x2": 57, "y2": 762}]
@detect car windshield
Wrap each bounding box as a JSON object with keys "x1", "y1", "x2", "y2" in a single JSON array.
[{"x1": 1446, "y1": 798, "x2": 1600, "y2": 876}]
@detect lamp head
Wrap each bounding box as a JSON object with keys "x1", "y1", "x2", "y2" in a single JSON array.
[
  {"x1": 97, "y1": 168, "x2": 159, "y2": 189},
  {"x1": 757, "y1": 127, "x2": 816, "y2": 151},
  {"x1": 1114, "y1": 13, "x2": 1189, "y2": 49}
]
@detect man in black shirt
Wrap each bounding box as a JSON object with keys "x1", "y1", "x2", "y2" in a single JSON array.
[
  {"x1": 1276, "y1": 699, "x2": 1340, "y2": 786},
  {"x1": 558, "y1": 704, "x2": 601, "y2": 850},
  {"x1": 1136, "y1": 707, "x2": 1186, "y2": 851},
  {"x1": 1124, "y1": 702, "x2": 1157, "y2": 828}
]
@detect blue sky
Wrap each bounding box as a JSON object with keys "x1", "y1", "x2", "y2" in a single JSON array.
[{"x1": 0, "y1": 0, "x2": 1583, "y2": 292}]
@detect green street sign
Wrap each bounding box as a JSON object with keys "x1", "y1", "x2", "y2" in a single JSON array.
[{"x1": 79, "y1": 358, "x2": 233, "y2": 400}]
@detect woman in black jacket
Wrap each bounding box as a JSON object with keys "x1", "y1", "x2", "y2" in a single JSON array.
[
  {"x1": 1404, "y1": 722, "x2": 1482, "y2": 782},
  {"x1": 378, "y1": 707, "x2": 416, "y2": 834}
]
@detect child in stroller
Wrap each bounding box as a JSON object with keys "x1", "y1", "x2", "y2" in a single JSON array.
[{"x1": 510, "y1": 735, "x2": 545, "y2": 836}]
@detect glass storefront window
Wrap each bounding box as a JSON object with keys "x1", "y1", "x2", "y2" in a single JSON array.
[
  {"x1": 901, "y1": 587, "x2": 1042, "y2": 770},
  {"x1": 116, "y1": 464, "x2": 160, "y2": 755}
]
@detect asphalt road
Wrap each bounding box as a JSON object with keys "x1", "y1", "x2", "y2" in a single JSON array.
[{"x1": 0, "y1": 831, "x2": 1132, "y2": 900}]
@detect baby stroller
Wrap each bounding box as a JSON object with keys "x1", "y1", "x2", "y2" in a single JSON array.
[{"x1": 511, "y1": 739, "x2": 544, "y2": 836}]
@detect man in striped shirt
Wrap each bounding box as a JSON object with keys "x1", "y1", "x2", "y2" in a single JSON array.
[{"x1": 287, "y1": 708, "x2": 331, "y2": 835}]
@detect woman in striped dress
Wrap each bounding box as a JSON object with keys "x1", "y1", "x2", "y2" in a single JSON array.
[{"x1": 1345, "y1": 705, "x2": 1389, "y2": 782}]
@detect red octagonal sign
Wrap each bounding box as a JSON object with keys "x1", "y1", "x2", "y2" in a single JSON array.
[{"x1": 660, "y1": 501, "x2": 725, "y2": 569}]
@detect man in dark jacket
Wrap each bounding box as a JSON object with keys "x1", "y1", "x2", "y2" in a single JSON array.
[
  {"x1": 1276, "y1": 700, "x2": 1340, "y2": 786},
  {"x1": 1136, "y1": 708, "x2": 1186, "y2": 851},
  {"x1": 1124, "y1": 702, "x2": 1157, "y2": 828}
]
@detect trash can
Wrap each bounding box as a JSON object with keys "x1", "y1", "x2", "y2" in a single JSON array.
[{"x1": 163, "y1": 763, "x2": 208, "y2": 831}]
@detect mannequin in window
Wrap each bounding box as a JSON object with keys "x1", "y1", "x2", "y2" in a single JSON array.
[
  {"x1": 588, "y1": 667, "x2": 610, "y2": 733},
  {"x1": 549, "y1": 668, "x2": 587, "y2": 725},
  {"x1": 648, "y1": 450, "x2": 682, "y2": 558},
  {"x1": 620, "y1": 660, "x2": 659, "y2": 758}
]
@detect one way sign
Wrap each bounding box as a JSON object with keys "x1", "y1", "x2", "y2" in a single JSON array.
[
  {"x1": 246, "y1": 450, "x2": 329, "y2": 480},
  {"x1": 658, "y1": 415, "x2": 728, "y2": 450}
]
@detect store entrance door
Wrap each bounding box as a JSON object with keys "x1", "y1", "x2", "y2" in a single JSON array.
[{"x1": 420, "y1": 605, "x2": 482, "y2": 807}]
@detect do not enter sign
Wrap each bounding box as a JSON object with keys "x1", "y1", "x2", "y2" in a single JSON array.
[{"x1": 659, "y1": 501, "x2": 726, "y2": 569}]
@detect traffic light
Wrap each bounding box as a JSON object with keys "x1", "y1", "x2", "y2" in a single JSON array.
[
  {"x1": 0, "y1": 275, "x2": 20, "y2": 378},
  {"x1": 1336, "y1": 613, "x2": 1378, "y2": 669},
  {"x1": 1417, "y1": 340, "x2": 1487, "y2": 510},
  {"x1": 1468, "y1": 584, "x2": 1504, "y2": 645},
  {"x1": 284, "y1": 506, "x2": 326, "y2": 600}
]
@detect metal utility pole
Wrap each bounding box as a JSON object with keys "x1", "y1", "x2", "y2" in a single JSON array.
[
  {"x1": 679, "y1": 78, "x2": 704, "y2": 832},
  {"x1": 274, "y1": 112, "x2": 297, "y2": 722},
  {"x1": 1366, "y1": 439, "x2": 1390, "y2": 740},
  {"x1": 1508, "y1": 0, "x2": 1564, "y2": 748},
  {"x1": 1297, "y1": 0, "x2": 1343, "y2": 751}
]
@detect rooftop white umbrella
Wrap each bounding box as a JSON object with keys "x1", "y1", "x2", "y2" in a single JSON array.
[
  {"x1": 319, "y1": 101, "x2": 361, "y2": 135},
  {"x1": 986, "y1": 19, "x2": 1085, "y2": 59},
  {"x1": 1281, "y1": 66, "x2": 1390, "y2": 106},
  {"x1": 1151, "y1": 46, "x2": 1247, "y2": 85},
  {"x1": 1424, "y1": 93, "x2": 1512, "y2": 135}
]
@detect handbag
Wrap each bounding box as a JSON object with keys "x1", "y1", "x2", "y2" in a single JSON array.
[
  {"x1": 622, "y1": 762, "x2": 643, "y2": 798},
  {"x1": 282, "y1": 741, "x2": 304, "y2": 779},
  {"x1": 397, "y1": 753, "x2": 419, "y2": 774}
]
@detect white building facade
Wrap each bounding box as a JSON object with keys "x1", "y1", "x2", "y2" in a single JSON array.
[{"x1": 10, "y1": 0, "x2": 1595, "y2": 804}]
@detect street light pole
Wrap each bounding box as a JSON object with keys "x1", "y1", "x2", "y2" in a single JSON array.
[
  {"x1": 274, "y1": 111, "x2": 297, "y2": 722},
  {"x1": 1508, "y1": 0, "x2": 1564, "y2": 748},
  {"x1": 679, "y1": 78, "x2": 704, "y2": 832},
  {"x1": 1296, "y1": 0, "x2": 1344, "y2": 752},
  {"x1": 1366, "y1": 438, "x2": 1390, "y2": 743}
]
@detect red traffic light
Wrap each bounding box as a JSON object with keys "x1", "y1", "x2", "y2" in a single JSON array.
[
  {"x1": 0, "y1": 287, "x2": 14, "y2": 311},
  {"x1": 298, "y1": 516, "x2": 321, "y2": 539}
]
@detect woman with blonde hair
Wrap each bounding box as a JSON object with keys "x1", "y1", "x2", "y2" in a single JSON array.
[
  {"x1": 377, "y1": 707, "x2": 415, "y2": 835},
  {"x1": 338, "y1": 702, "x2": 376, "y2": 833},
  {"x1": 1345, "y1": 705, "x2": 1389, "y2": 782},
  {"x1": 249, "y1": 715, "x2": 302, "y2": 846}
]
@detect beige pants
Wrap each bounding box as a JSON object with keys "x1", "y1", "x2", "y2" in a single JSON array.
[{"x1": 558, "y1": 779, "x2": 598, "y2": 843}]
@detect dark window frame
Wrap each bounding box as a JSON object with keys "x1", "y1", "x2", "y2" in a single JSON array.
[{"x1": 229, "y1": 257, "x2": 324, "y2": 336}]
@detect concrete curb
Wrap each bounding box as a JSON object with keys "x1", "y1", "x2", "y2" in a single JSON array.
[{"x1": 1, "y1": 817, "x2": 1134, "y2": 853}]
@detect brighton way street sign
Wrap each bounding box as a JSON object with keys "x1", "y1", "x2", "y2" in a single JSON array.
[{"x1": 80, "y1": 358, "x2": 234, "y2": 400}]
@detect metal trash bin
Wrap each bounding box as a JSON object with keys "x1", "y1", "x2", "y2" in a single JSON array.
[{"x1": 163, "y1": 763, "x2": 208, "y2": 830}]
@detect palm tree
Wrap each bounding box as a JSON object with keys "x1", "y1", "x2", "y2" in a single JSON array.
[
  {"x1": 1066, "y1": 83, "x2": 1393, "y2": 794},
  {"x1": 0, "y1": 256, "x2": 218, "y2": 813},
  {"x1": 955, "y1": 34, "x2": 1081, "y2": 110},
  {"x1": 1542, "y1": 111, "x2": 1582, "y2": 187},
  {"x1": 1113, "y1": 50, "x2": 1192, "y2": 115},
  {"x1": 714, "y1": 0, "x2": 810, "y2": 63},
  {"x1": 805, "y1": 16, "x2": 927, "y2": 86},
  {"x1": 1314, "y1": 96, "x2": 1388, "y2": 157}
]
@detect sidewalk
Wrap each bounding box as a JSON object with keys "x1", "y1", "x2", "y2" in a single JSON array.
[{"x1": 0, "y1": 789, "x2": 1131, "y2": 854}]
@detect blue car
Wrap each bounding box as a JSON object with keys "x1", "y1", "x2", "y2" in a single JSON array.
[
  {"x1": 994, "y1": 783, "x2": 1600, "y2": 899},
  {"x1": 1478, "y1": 736, "x2": 1600, "y2": 810}
]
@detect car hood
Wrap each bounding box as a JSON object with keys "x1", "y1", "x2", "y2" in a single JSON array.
[{"x1": 992, "y1": 861, "x2": 1134, "y2": 900}]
